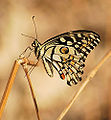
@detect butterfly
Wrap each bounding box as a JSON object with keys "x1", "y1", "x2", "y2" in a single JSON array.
[{"x1": 30, "y1": 30, "x2": 100, "y2": 86}]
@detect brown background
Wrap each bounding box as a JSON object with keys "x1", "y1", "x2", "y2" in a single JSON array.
[{"x1": 0, "y1": 0, "x2": 111, "y2": 120}]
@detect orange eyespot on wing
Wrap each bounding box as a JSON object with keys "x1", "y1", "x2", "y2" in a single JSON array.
[
  {"x1": 60, "y1": 47, "x2": 69, "y2": 54},
  {"x1": 60, "y1": 73, "x2": 65, "y2": 80}
]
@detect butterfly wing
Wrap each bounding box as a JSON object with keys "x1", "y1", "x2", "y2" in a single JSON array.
[{"x1": 41, "y1": 30, "x2": 100, "y2": 86}]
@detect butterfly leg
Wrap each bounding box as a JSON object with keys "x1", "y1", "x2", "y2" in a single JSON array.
[{"x1": 19, "y1": 46, "x2": 33, "y2": 58}]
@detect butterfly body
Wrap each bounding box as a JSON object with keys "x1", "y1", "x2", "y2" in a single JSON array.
[{"x1": 31, "y1": 30, "x2": 100, "y2": 86}]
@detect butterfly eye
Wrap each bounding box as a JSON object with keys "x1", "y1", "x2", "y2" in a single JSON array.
[{"x1": 31, "y1": 41, "x2": 36, "y2": 47}]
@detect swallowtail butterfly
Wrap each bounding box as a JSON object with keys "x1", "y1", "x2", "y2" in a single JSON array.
[
  {"x1": 23, "y1": 17, "x2": 100, "y2": 86},
  {"x1": 31, "y1": 30, "x2": 100, "y2": 86}
]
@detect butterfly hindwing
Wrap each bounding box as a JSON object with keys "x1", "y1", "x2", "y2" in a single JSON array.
[{"x1": 40, "y1": 30, "x2": 100, "y2": 86}]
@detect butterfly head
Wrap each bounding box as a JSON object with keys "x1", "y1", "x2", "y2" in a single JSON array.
[{"x1": 31, "y1": 39, "x2": 41, "y2": 59}]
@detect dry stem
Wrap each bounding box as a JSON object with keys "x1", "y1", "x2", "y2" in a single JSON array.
[
  {"x1": 22, "y1": 62, "x2": 40, "y2": 120},
  {"x1": 0, "y1": 60, "x2": 21, "y2": 119},
  {"x1": 57, "y1": 49, "x2": 111, "y2": 120},
  {"x1": 0, "y1": 57, "x2": 40, "y2": 120}
]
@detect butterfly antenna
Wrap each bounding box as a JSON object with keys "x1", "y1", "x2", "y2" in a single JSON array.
[
  {"x1": 32, "y1": 16, "x2": 38, "y2": 39},
  {"x1": 21, "y1": 33, "x2": 35, "y2": 39}
]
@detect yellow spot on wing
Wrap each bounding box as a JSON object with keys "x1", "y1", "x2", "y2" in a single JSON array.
[
  {"x1": 88, "y1": 41, "x2": 91, "y2": 44},
  {"x1": 53, "y1": 54, "x2": 61, "y2": 61},
  {"x1": 78, "y1": 33, "x2": 82, "y2": 37},
  {"x1": 83, "y1": 44, "x2": 87, "y2": 47},
  {"x1": 60, "y1": 37, "x2": 66, "y2": 42},
  {"x1": 67, "y1": 41, "x2": 73, "y2": 45},
  {"x1": 71, "y1": 36, "x2": 76, "y2": 42},
  {"x1": 70, "y1": 60, "x2": 75, "y2": 65},
  {"x1": 70, "y1": 55, "x2": 73, "y2": 59},
  {"x1": 82, "y1": 39, "x2": 87, "y2": 44},
  {"x1": 69, "y1": 69, "x2": 73, "y2": 73},
  {"x1": 75, "y1": 44, "x2": 79, "y2": 48},
  {"x1": 90, "y1": 34, "x2": 95, "y2": 39},
  {"x1": 63, "y1": 58, "x2": 66, "y2": 62}
]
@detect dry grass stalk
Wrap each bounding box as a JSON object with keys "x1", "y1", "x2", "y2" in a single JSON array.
[
  {"x1": 0, "y1": 57, "x2": 40, "y2": 120},
  {"x1": 0, "y1": 60, "x2": 20, "y2": 119},
  {"x1": 22, "y1": 60, "x2": 40, "y2": 120},
  {"x1": 57, "y1": 49, "x2": 111, "y2": 120}
]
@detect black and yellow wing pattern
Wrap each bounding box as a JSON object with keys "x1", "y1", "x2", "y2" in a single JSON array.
[{"x1": 33, "y1": 30, "x2": 100, "y2": 86}]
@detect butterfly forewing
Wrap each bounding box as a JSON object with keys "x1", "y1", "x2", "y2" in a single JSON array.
[{"x1": 40, "y1": 30, "x2": 100, "y2": 86}]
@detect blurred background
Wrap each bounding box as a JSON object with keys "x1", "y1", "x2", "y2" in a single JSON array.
[{"x1": 0, "y1": 0, "x2": 111, "y2": 120}]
